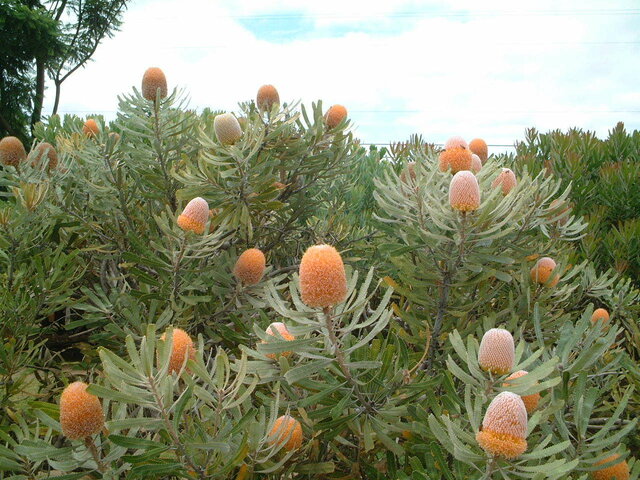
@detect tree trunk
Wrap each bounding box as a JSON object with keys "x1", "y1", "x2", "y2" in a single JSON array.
[
  {"x1": 52, "y1": 79, "x2": 62, "y2": 116},
  {"x1": 30, "y1": 56, "x2": 46, "y2": 131}
]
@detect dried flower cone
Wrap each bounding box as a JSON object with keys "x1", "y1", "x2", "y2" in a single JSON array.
[
  {"x1": 400, "y1": 162, "x2": 416, "y2": 184},
  {"x1": 214, "y1": 113, "x2": 243, "y2": 145},
  {"x1": 530, "y1": 257, "x2": 559, "y2": 287},
  {"x1": 234, "y1": 248, "x2": 266, "y2": 285},
  {"x1": 476, "y1": 391, "x2": 528, "y2": 459},
  {"x1": 263, "y1": 322, "x2": 295, "y2": 359},
  {"x1": 257, "y1": 84, "x2": 280, "y2": 111},
  {"x1": 325, "y1": 105, "x2": 347, "y2": 128},
  {"x1": 492, "y1": 168, "x2": 517, "y2": 195},
  {"x1": 268, "y1": 415, "x2": 303, "y2": 451},
  {"x1": 439, "y1": 148, "x2": 473, "y2": 173},
  {"x1": 449, "y1": 171, "x2": 480, "y2": 212},
  {"x1": 445, "y1": 136, "x2": 468, "y2": 150},
  {"x1": 0, "y1": 136, "x2": 27, "y2": 167},
  {"x1": 142, "y1": 67, "x2": 168, "y2": 100},
  {"x1": 504, "y1": 370, "x2": 541, "y2": 413},
  {"x1": 471, "y1": 154, "x2": 482, "y2": 173},
  {"x1": 60, "y1": 381, "x2": 105, "y2": 440},
  {"x1": 160, "y1": 328, "x2": 196, "y2": 374},
  {"x1": 591, "y1": 308, "x2": 610, "y2": 324},
  {"x1": 470, "y1": 138, "x2": 488, "y2": 163},
  {"x1": 299, "y1": 244, "x2": 347, "y2": 308},
  {"x1": 83, "y1": 119, "x2": 99, "y2": 137},
  {"x1": 478, "y1": 328, "x2": 515, "y2": 375},
  {"x1": 177, "y1": 197, "x2": 209, "y2": 234},
  {"x1": 31, "y1": 142, "x2": 58, "y2": 170},
  {"x1": 592, "y1": 454, "x2": 630, "y2": 480}
]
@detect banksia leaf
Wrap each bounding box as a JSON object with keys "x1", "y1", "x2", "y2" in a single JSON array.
[
  {"x1": 299, "y1": 244, "x2": 347, "y2": 308},
  {"x1": 268, "y1": 415, "x2": 303, "y2": 451},
  {"x1": 214, "y1": 113, "x2": 243, "y2": 145},
  {"x1": 83, "y1": 119, "x2": 99, "y2": 137},
  {"x1": 471, "y1": 153, "x2": 482, "y2": 173},
  {"x1": 530, "y1": 257, "x2": 559, "y2": 287},
  {"x1": 449, "y1": 171, "x2": 480, "y2": 212},
  {"x1": 492, "y1": 168, "x2": 517, "y2": 195},
  {"x1": 439, "y1": 148, "x2": 473, "y2": 174},
  {"x1": 263, "y1": 322, "x2": 295, "y2": 359},
  {"x1": 141, "y1": 67, "x2": 168, "y2": 101},
  {"x1": 0, "y1": 136, "x2": 27, "y2": 166},
  {"x1": 444, "y1": 136, "x2": 468, "y2": 150},
  {"x1": 504, "y1": 370, "x2": 540, "y2": 413},
  {"x1": 469, "y1": 138, "x2": 488, "y2": 163},
  {"x1": 591, "y1": 308, "x2": 610, "y2": 324},
  {"x1": 160, "y1": 328, "x2": 196, "y2": 374},
  {"x1": 177, "y1": 197, "x2": 209, "y2": 235},
  {"x1": 256, "y1": 84, "x2": 280, "y2": 111},
  {"x1": 325, "y1": 105, "x2": 347, "y2": 129},
  {"x1": 549, "y1": 198, "x2": 572, "y2": 226},
  {"x1": 31, "y1": 142, "x2": 58, "y2": 170},
  {"x1": 234, "y1": 248, "x2": 266, "y2": 286},
  {"x1": 400, "y1": 162, "x2": 416, "y2": 184},
  {"x1": 478, "y1": 328, "x2": 515, "y2": 375},
  {"x1": 476, "y1": 391, "x2": 528, "y2": 459},
  {"x1": 60, "y1": 381, "x2": 105, "y2": 440},
  {"x1": 592, "y1": 454, "x2": 630, "y2": 480}
]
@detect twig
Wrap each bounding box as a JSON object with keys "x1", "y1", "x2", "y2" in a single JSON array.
[{"x1": 84, "y1": 436, "x2": 107, "y2": 473}]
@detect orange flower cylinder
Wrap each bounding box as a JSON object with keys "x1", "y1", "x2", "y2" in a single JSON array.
[
  {"x1": 299, "y1": 245, "x2": 347, "y2": 308},
  {"x1": 262, "y1": 322, "x2": 295, "y2": 359},
  {"x1": 0, "y1": 136, "x2": 27, "y2": 167},
  {"x1": 444, "y1": 136, "x2": 468, "y2": 150},
  {"x1": 268, "y1": 415, "x2": 303, "y2": 451},
  {"x1": 470, "y1": 154, "x2": 482, "y2": 173},
  {"x1": 214, "y1": 113, "x2": 243, "y2": 145},
  {"x1": 492, "y1": 168, "x2": 517, "y2": 195},
  {"x1": 476, "y1": 391, "x2": 528, "y2": 459},
  {"x1": 530, "y1": 257, "x2": 559, "y2": 287},
  {"x1": 449, "y1": 171, "x2": 480, "y2": 212},
  {"x1": 325, "y1": 105, "x2": 347, "y2": 128},
  {"x1": 439, "y1": 148, "x2": 473, "y2": 173},
  {"x1": 592, "y1": 454, "x2": 630, "y2": 480},
  {"x1": 177, "y1": 197, "x2": 209, "y2": 234},
  {"x1": 234, "y1": 248, "x2": 266, "y2": 286},
  {"x1": 60, "y1": 381, "x2": 105, "y2": 440},
  {"x1": 478, "y1": 328, "x2": 515, "y2": 375},
  {"x1": 257, "y1": 84, "x2": 280, "y2": 111},
  {"x1": 469, "y1": 138, "x2": 488, "y2": 163},
  {"x1": 591, "y1": 308, "x2": 610, "y2": 324},
  {"x1": 160, "y1": 328, "x2": 196, "y2": 374},
  {"x1": 141, "y1": 67, "x2": 168, "y2": 100},
  {"x1": 31, "y1": 142, "x2": 58, "y2": 170},
  {"x1": 504, "y1": 370, "x2": 541, "y2": 413},
  {"x1": 83, "y1": 119, "x2": 99, "y2": 137}
]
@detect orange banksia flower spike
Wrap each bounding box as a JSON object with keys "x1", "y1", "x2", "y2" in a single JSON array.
[
  {"x1": 492, "y1": 168, "x2": 517, "y2": 195},
  {"x1": 142, "y1": 67, "x2": 168, "y2": 101},
  {"x1": 449, "y1": 171, "x2": 481, "y2": 212},
  {"x1": 299, "y1": 244, "x2": 347, "y2": 308},
  {"x1": 476, "y1": 391, "x2": 528, "y2": 459},
  {"x1": 31, "y1": 142, "x2": 58, "y2": 170},
  {"x1": 471, "y1": 153, "x2": 482, "y2": 173},
  {"x1": 160, "y1": 328, "x2": 196, "y2": 374},
  {"x1": 234, "y1": 248, "x2": 266, "y2": 286},
  {"x1": 504, "y1": 370, "x2": 541, "y2": 413},
  {"x1": 591, "y1": 308, "x2": 610, "y2": 324},
  {"x1": 268, "y1": 415, "x2": 303, "y2": 451},
  {"x1": 257, "y1": 84, "x2": 280, "y2": 111},
  {"x1": 0, "y1": 136, "x2": 27, "y2": 167},
  {"x1": 60, "y1": 381, "x2": 105, "y2": 440},
  {"x1": 439, "y1": 148, "x2": 473, "y2": 173},
  {"x1": 83, "y1": 119, "x2": 100, "y2": 137},
  {"x1": 592, "y1": 454, "x2": 630, "y2": 480},
  {"x1": 262, "y1": 322, "x2": 295, "y2": 359},
  {"x1": 530, "y1": 256, "x2": 559, "y2": 287},
  {"x1": 444, "y1": 136, "x2": 468, "y2": 150},
  {"x1": 214, "y1": 113, "x2": 243, "y2": 145},
  {"x1": 325, "y1": 105, "x2": 348, "y2": 129},
  {"x1": 469, "y1": 138, "x2": 488, "y2": 163},
  {"x1": 177, "y1": 197, "x2": 209, "y2": 234},
  {"x1": 478, "y1": 328, "x2": 515, "y2": 375}
]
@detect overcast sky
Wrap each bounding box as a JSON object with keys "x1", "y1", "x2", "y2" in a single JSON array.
[{"x1": 43, "y1": 0, "x2": 640, "y2": 150}]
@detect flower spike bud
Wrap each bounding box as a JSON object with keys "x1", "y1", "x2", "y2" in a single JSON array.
[
  {"x1": 60, "y1": 381, "x2": 105, "y2": 440},
  {"x1": 325, "y1": 105, "x2": 347, "y2": 128},
  {"x1": 299, "y1": 244, "x2": 347, "y2": 308},
  {"x1": 234, "y1": 248, "x2": 266, "y2": 286},
  {"x1": 214, "y1": 113, "x2": 243, "y2": 145},
  {"x1": 268, "y1": 415, "x2": 303, "y2": 451},
  {"x1": 257, "y1": 84, "x2": 280, "y2": 111},
  {"x1": 478, "y1": 328, "x2": 515, "y2": 375},
  {"x1": 592, "y1": 454, "x2": 630, "y2": 480},
  {"x1": 141, "y1": 67, "x2": 168, "y2": 101},
  {"x1": 262, "y1": 322, "x2": 295, "y2": 359},
  {"x1": 177, "y1": 197, "x2": 209, "y2": 234},
  {"x1": 504, "y1": 370, "x2": 541, "y2": 413},
  {"x1": 0, "y1": 136, "x2": 27, "y2": 167},
  {"x1": 591, "y1": 308, "x2": 610, "y2": 324},
  {"x1": 470, "y1": 153, "x2": 482, "y2": 173},
  {"x1": 444, "y1": 136, "x2": 468, "y2": 150},
  {"x1": 492, "y1": 168, "x2": 517, "y2": 195},
  {"x1": 530, "y1": 256, "x2": 559, "y2": 287},
  {"x1": 469, "y1": 138, "x2": 488, "y2": 163},
  {"x1": 449, "y1": 171, "x2": 480, "y2": 212},
  {"x1": 31, "y1": 142, "x2": 58, "y2": 170},
  {"x1": 476, "y1": 391, "x2": 528, "y2": 459},
  {"x1": 439, "y1": 148, "x2": 473, "y2": 173},
  {"x1": 160, "y1": 328, "x2": 196, "y2": 374},
  {"x1": 83, "y1": 119, "x2": 100, "y2": 137}
]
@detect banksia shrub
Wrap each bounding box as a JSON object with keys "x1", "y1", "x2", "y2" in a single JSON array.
[
  {"x1": 214, "y1": 113, "x2": 243, "y2": 145},
  {"x1": 83, "y1": 119, "x2": 99, "y2": 137},
  {"x1": 449, "y1": 171, "x2": 480, "y2": 212},
  {"x1": 0, "y1": 136, "x2": 27, "y2": 167},
  {"x1": 591, "y1": 308, "x2": 610, "y2": 324},
  {"x1": 325, "y1": 104, "x2": 348, "y2": 129},
  {"x1": 469, "y1": 138, "x2": 488, "y2": 163},
  {"x1": 476, "y1": 391, "x2": 528, "y2": 459},
  {"x1": 530, "y1": 257, "x2": 559, "y2": 287},
  {"x1": 256, "y1": 84, "x2": 279, "y2": 111},
  {"x1": 492, "y1": 168, "x2": 517, "y2": 195},
  {"x1": 31, "y1": 142, "x2": 58, "y2": 170},
  {"x1": 444, "y1": 136, "x2": 467, "y2": 150},
  {"x1": 592, "y1": 454, "x2": 630, "y2": 480},
  {"x1": 263, "y1": 322, "x2": 295, "y2": 359},
  {"x1": 299, "y1": 244, "x2": 347, "y2": 308},
  {"x1": 233, "y1": 248, "x2": 266, "y2": 286},
  {"x1": 470, "y1": 153, "x2": 482, "y2": 173},
  {"x1": 478, "y1": 328, "x2": 515, "y2": 375},
  {"x1": 141, "y1": 67, "x2": 168, "y2": 101},
  {"x1": 160, "y1": 328, "x2": 196, "y2": 374},
  {"x1": 268, "y1": 415, "x2": 303, "y2": 451},
  {"x1": 439, "y1": 148, "x2": 473, "y2": 173},
  {"x1": 177, "y1": 197, "x2": 209, "y2": 234},
  {"x1": 59, "y1": 381, "x2": 105, "y2": 440},
  {"x1": 504, "y1": 370, "x2": 540, "y2": 413}
]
